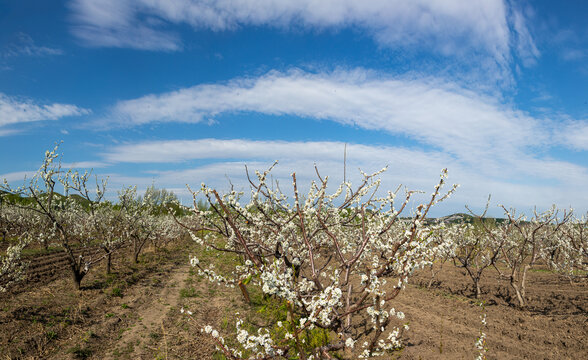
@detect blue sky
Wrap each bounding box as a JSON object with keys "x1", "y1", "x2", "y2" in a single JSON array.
[{"x1": 1, "y1": 0, "x2": 587, "y2": 217}]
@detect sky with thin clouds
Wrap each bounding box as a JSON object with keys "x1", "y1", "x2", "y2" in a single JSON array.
[{"x1": 1, "y1": 0, "x2": 587, "y2": 216}]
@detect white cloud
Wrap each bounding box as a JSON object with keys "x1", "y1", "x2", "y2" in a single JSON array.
[
  {"x1": 557, "y1": 120, "x2": 588, "y2": 151},
  {"x1": 0, "y1": 171, "x2": 36, "y2": 183},
  {"x1": 69, "y1": 0, "x2": 181, "y2": 50},
  {"x1": 2, "y1": 33, "x2": 63, "y2": 58},
  {"x1": 110, "y1": 69, "x2": 550, "y2": 166},
  {"x1": 101, "y1": 139, "x2": 450, "y2": 205},
  {"x1": 549, "y1": 24, "x2": 588, "y2": 62},
  {"x1": 102, "y1": 139, "x2": 448, "y2": 172},
  {"x1": 104, "y1": 69, "x2": 588, "y2": 209},
  {"x1": 0, "y1": 93, "x2": 90, "y2": 130},
  {"x1": 68, "y1": 1, "x2": 536, "y2": 74},
  {"x1": 561, "y1": 49, "x2": 587, "y2": 62},
  {"x1": 510, "y1": 6, "x2": 540, "y2": 66},
  {"x1": 99, "y1": 139, "x2": 588, "y2": 217},
  {"x1": 60, "y1": 161, "x2": 109, "y2": 169},
  {"x1": 100, "y1": 142, "x2": 460, "y2": 215},
  {"x1": 102, "y1": 139, "x2": 588, "y2": 185},
  {"x1": 8, "y1": 136, "x2": 587, "y2": 216},
  {"x1": 0, "y1": 128, "x2": 20, "y2": 137}
]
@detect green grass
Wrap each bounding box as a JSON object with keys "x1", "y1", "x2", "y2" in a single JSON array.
[
  {"x1": 45, "y1": 330, "x2": 58, "y2": 341},
  {"x1": 21, "y1": 246, "x2": 63, "y2": 257},
  {"x1": 111, "y1": 287, "x2": 123, "y2": 298},
  {"x1": 179, "y1": 287, "x2": 200, "y2": 298}
]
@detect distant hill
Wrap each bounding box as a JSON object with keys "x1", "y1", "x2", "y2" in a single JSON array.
[
  {"x1": 1, "y1": 190, "x2": 189, "y2": 216},
  {"x1": 433, "y1": 212, "x2": 509, "y2": 224},
  {"x1": 0, "y1": 190, "x2": 93, "y2": 209},
  {"x1": 436, "y1": 213, "x2": 474, "y2": 223}
]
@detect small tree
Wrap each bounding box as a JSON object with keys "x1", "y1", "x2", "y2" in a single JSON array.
[
  {"x1": 150, "y1": 214, "x2": 185, "y2": 251},
  {"x1": 1, "y1": 145, "x2": 107, "y2": 290},
  {"x1": 1, "y1": 192, "x2": 30, "y2": 292},
  {"x1": 0, "y1": 197, "x2": 28, "y2": 243},
  {"x1": 421, "y1": 222, "x2": 457, "y2": 289},
  {"x1": 544, "y1": 213, "x2": 587, "y2": 283},
  {"x1": 86, "y1": 203, "x2": 127, "y2": 274},
  {"x1": 137, "y1": 185, "x2": 178, "y2": 212},
  {"x1": 491, "y1": 206, "x2": 571, "y2": 307},
  {"x1": 119, "y1": 186, "x2": 159, "y2": 263},
  {"x1": 452, "y1": 219, "x2": 503, "y2": 299},
  {"x1": 0, "y1": 231, "x2": 28, "y2": 292}
]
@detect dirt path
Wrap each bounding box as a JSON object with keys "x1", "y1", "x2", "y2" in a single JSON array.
[{"x1": 106, "y1": 263, "x2": 191, "y2": 359}]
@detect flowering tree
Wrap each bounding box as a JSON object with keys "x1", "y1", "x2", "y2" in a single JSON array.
[
  {"x1": 489, "y1": 206, "x2": 571, "y2": 307},
  {"x1": 452, "y1": 220, "x2": 503, "y2": 299},
  {"x1": 421, "y1": 222, "x2": 457, "y2": 289},
  {"x1": 181, "y1": 163, "x2": 457, "y2": 359},
  {"x1": 118, "y1": 186, "x2": 179, "y2": 263},
  {"x1": 151, "y1": 214, "x2": 186, "y2": 251},
  {"x1": 0, "y1": 145, "x2": 107, "y2": 290},
  {"x1": 544, "y1": 213, "x2": 587, "y2": 283},
  {"x1": 0, "y1": 197, "x2": 29, "y2": 243},
  {"x1": 0, "y1": 204, "x2": 34, "y2": 292},
  {"x1": 0, "y1": 239, "x2": 28, "y2": 293},
  {"x1": 0, "y1": 205, "x2": 29, "y2": 293},
  {"x1": 83, "y1": 202, "x2": 127, "y2": 275}
]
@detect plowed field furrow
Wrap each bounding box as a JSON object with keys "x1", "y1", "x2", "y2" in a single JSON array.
[{"x1": 21, "y1": 247, "x2": 103, "y2": 283}]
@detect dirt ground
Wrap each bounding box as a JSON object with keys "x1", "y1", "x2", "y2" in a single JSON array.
[
  {"x1": 396, "y1": 265, "x2": 587, "y2": 360},
  {"x1": 1, "y1": 241, "x2": 586, "y2": 359}
]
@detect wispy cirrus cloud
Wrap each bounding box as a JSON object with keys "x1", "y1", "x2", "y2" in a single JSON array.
[
  {"x1": 60, "y1": 161, "x2": 109, "y2": 169},
  {"x1": 2, "y1": 33, "x2": 63, "y2": 58},
  {"x1": 0, "y1": 128, "x2": 20, "y2": 137},
  {"x1": 100, "y1": 68, "x2": 588, "y2": 207},
  {"x1": 108, "y1": 69, "x2": 550, "y2": 163},
  {"x1": 509, "y1": 5, "x2": 540, "y2": 67},
  {"x1": 547, "y1": 27, "x2": 588, "y2": 64},
  {"x1": 0, "y1": 171, "x2": 37, "y2": 183},
  {"x1": 0, "y1": 93, "x2": 90, "y2": 135},
  {"x1": 556, "y1": 120, "x2": 588, "y2": 151},
  {"x1": 102, "y1": 138, "x2": 447, "y2": 166},
  {"x1": 69, "y1": 0, "x2": 181, "y2": 51},
  {"x1": 101, "y1": 138, "x2": 588, "y2": 185},
  {"x1": 68, "y1": 0, "x2": 537, "y2": 80},
  {"x1": 561, "y1": 49, "x2": 587, "y2": 62}
]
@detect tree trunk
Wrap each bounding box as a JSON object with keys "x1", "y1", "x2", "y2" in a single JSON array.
[
  {"x1": 510, "y1": 280, "x2": 525, "y2": 307},
  {"x1": 464, "y1": 266, "x2": 482, "y2": 298},
  {"x1": 520, "y1": 264, "x2": 531, "y2": 302},
  {"x1": 71, "y1": 266, "x2": 85, "y2": 290},
  {"x1": 106, "y1": 252, "x2": 112, "y2": 274},
  {"x1": 69, "y1": 254, "x2": 87, "y2": 290},
  {"x1": 133, "y1": 237, "x2": 147, "y2": 263},
  {"x1": 133, "y1": 239, "x2": 140, "y2": 263},
  {"x1": 427, "y1": 264, "x2": 435, "y2": 288}
]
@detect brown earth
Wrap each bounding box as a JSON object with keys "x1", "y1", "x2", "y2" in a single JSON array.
[
  {"x1": 396, "y1": 264, "x2": 587, "y2": 360},
  {"x1": 1, "y1": 240, "x2": 586, "y2": 359}
]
